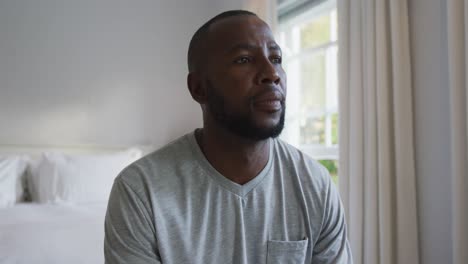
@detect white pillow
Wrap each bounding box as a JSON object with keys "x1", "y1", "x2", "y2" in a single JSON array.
[
  {"x1": 30, "y1": 149, "x2": 141, "y2": 204},
  {"x1": 0, "y1": 156, "x2": 29, "y2": 207}
]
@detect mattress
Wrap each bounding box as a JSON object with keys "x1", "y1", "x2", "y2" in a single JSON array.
[{"x1": 0, "y1": 203, "x2": 107, "y2": 264}]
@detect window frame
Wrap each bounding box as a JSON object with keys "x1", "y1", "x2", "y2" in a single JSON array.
[{"x1": 277, "y1": 0, "x2": 338, "y2": 161}]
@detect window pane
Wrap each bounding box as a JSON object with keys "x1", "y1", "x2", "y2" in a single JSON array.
[
  {"x1": 318, "y1": 159, "x2": 338, "y2": 185},
  {"x1": 300, "y1": 51, "x2": 326, "y2": 112},
  {"x1": 300, "y1": 13, "x2": 331, "y2": 49},
  {"x1": 278, "y1": 4, "x2": 339, "y2": 163},
  {"x1": 300, "y1": 114, "x2": 326, "y2": 145}
]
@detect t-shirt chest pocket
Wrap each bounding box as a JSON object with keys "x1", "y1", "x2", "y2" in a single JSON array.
[{"x1": 266, "y1": 238, "x2": 309, "y2": 264}]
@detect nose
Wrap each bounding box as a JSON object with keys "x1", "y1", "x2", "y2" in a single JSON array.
[{"x1": 257, "y1": 59, "x2": 281, "y2": 85}]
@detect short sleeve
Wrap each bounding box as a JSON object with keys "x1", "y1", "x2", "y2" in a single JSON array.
[
  {"x1": 104, "y1": 175, "x2": 161, "y2": 264},
  {"x1": 312, "y1": 172, "x2": 353, "y2": 264}
]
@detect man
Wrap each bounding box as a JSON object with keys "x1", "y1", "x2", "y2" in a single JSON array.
[{"x1": 104, "y1": 10, "x2": 352, "y2": 264}]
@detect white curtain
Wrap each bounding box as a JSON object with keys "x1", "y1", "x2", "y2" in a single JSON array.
[
  {"x1": 337, "y1": 0, "x2": 420, "y2": 263},
  {"x1": 447, "y1": 1, "x2": 468, "y2": 263}
]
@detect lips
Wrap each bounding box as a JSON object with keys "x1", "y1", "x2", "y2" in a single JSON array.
[{"x1": 253, "y1": 90, "x2": 284, "y2": 112}]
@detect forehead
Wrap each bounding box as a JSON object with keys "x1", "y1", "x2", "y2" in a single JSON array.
[{"x1": 207, "y1": 16, "x2": 277, "y2": 51}]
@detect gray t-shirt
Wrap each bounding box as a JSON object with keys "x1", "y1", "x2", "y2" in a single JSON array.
[{"x1": 104, "y1": 131, "x2": 352, "y2": 264}]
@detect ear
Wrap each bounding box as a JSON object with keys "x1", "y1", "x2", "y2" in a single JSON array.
[{"x1": 187, "y1": 72, "x2": 207, "y2": 104}]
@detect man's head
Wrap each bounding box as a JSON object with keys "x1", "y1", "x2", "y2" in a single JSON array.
[{"x1": 187, "y1": 10, "x2": 287, "y2": 141}]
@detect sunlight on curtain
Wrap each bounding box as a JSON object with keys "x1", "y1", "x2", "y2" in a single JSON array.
[
  {"x1": 337, "y1": 0, "x2": 420, "y2": 263},
  {"x1": 447, "y1": 1, "x2": 468, "y2": 263}
]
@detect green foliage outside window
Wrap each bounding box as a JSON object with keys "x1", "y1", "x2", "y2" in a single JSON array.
[
  {"x1": 318, "y1": 159, "x2": 338, "y2": 185},
  {"x1": 331, "y1": 113, "x2": 338, "y2": 145}
]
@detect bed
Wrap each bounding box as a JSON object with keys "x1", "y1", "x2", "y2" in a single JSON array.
[
  {"x1": 0, "y1": 144, "x2": 148, "y2": 264},
  {"x1": 0, "y1": 203, "x2": 107, "y2": 264}
]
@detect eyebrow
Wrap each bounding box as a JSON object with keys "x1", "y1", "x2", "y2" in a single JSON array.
[{"x1": 227, "y1": 42, "x2": 282, "y2": 54}]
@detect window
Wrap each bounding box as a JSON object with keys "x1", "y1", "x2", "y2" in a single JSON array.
[{"x1": 277, "y1": 0, "x2": 338, "y2": 184}]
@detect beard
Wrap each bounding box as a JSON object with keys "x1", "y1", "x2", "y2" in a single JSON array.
[{"x1": 205, "y1": 80, "x2": 285, "y2": 141}]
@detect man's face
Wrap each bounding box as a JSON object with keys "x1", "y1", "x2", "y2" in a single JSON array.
[{"x1": 202, "y1": 15, "x2": 287, "y2": 140}]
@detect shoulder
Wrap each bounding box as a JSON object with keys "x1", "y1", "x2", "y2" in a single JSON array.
[
  {"x1": 272, "y1": 138, "x2": 333, "y2": 204},
  {"x1": 272, "y1": 138, "x2": 330, "y2": 184},
  {"x1": 116, "y1": 132, "x2": 197, "y2": 195}
]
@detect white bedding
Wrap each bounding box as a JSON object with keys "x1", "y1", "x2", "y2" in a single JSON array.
[{"x1": 0, "y1": 203, "x2": 107, "y2": 264}]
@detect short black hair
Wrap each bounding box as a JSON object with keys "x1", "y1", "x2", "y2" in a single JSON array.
[{"x1": 187, "y1": 10, "x2": 258, "y2": 73}]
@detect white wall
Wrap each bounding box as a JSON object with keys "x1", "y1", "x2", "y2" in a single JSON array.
[
  {"x1": 0, "y1": 0, "x2": 244, "y2": 148},
  {"x1": 409, "y1": 0, "x2": 453, "y2": 263}
]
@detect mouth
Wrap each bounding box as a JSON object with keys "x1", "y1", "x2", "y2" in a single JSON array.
[
  {"x1": 253, "y1": 99, "x2": 283, "y2": 112},
  {"x1": 252, "y1": 90, "x2": 285, "y2": 112}
]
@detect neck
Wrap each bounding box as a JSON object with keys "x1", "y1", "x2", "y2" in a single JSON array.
[{"x1": 195, "y1": 126, "x2": 271, "y2": 185}]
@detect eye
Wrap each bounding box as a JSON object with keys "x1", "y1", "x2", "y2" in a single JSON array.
[
  {"x1": 271, "y1": 56, "x2": 282, "y2": 64},
  {"x1": 234, "y1": 56, "x2": 251, "y2": 64}
]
